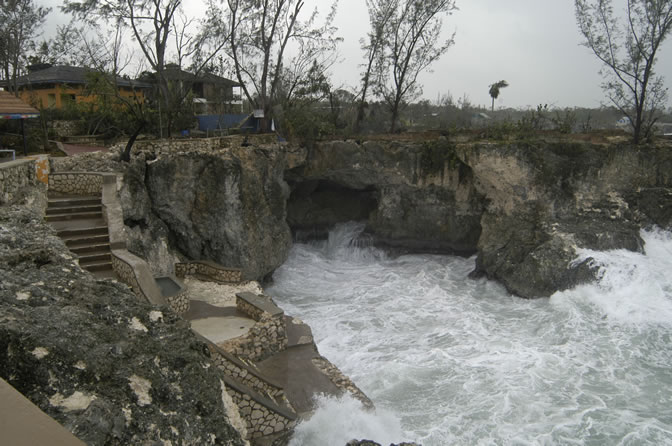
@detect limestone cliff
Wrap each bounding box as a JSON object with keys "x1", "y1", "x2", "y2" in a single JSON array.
[
  {"x1": 456, "y1": 140, "x2": 672, "y2": 297},
  {"x1": 286, "y1": 138, "x2": 484, "y2": 254},
  {"x1": 290, "y1": 137, "x2": 672, "y2": 298},
  {"x1": 119, "y1": 145, "x2": 293, "y2": 281},
  {"x1": 0, "y1": 203, "x2": 245, "y2": 445}
]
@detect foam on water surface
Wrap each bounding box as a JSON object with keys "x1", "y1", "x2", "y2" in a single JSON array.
[{"x1": 267, "y1": 223, "x2": 672, "y2": 445}]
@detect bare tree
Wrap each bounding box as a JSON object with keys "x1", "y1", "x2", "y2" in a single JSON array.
[
  {"x1": 210, "y1": 0, "x2": 340, "y2": 131},
  {"x1": 575, "y1": 0, "x2": 672, "y2": 143},
  {"x1": 375, "y1": 0, "x2": 457, "y2": 133},
  {"x1": 488, "y1": 80, "x2": 509, "y2": 111},
  {"x1": 64, "y1": 0, "x2": 227, "y2": 137},
  {"x1": 77, "y1": 26, "x2": 149, "y2": 161},
  {"x1": 0, "y1": 0, "x2": 50, "y2": 95},
  {"x1": 354, "y1": 0, "x2": 397, "y2": 133}
]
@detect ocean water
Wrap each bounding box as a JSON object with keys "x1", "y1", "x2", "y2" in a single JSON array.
[{"x1": 266, "y1": 222, "x2": 672, "y2": 446}]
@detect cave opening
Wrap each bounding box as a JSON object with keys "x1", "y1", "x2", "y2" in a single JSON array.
[{"x1": 286, "y1": 179, "x2": 378, "y2": 240}]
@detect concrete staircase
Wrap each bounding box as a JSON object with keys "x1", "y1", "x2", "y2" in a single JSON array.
[{"x1": 46, "y1": 194, "x2": 116, "y2": 279}]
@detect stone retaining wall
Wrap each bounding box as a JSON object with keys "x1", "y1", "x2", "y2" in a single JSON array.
[
  {"x1": 110, "y1": 252, "x2": 143, "y2": 299},
  {"x1": 0, "y1": 159, "x2": 39, "y2": 205},
  {"x1": 224, "y1": 379, "x2": 297, "y2": 440},
  {"x1": 110, "y1": 134, "x2": 280, "y2": 156},
  {"x1": 163, "y1": 288, "x2": 190, "y2": 315},
  {"x1": 111, "y1": 250, "x2": 183, "y2": 313},
  {"x1": 50, "y1": 120, "x2": 80, "y2": 138},
  {"x1": 175, "y1": 261, "x2": 242, "y2": 283},
  {"x1": 50, "y1": 152, "x2": 122, "y2": 173},
  {"x1": 49, "y1": 172, "x2": 103, "y2": 195},
  {"x1": 220, "y1": 293, "x2": 287, "y2": 362},
  {"x1": 204, "y1": 342, "x2": 285, "y2": 402}
]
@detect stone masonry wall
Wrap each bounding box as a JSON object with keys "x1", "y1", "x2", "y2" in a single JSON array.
[
  {"x1": 49, "y1": 172, "x2": 103, "y2": 195},
  {"x1": 220, "y1": 312, "x2": 287, "y2": 362},
  {"x1": 175, "y1": 261, "x2": 242, "y2": 283},
  {"x1": 208, "y1": 345, "x2": 285, "y2": 401},
  {"x1": 109, "y1": 134, "x2": 279, "y2": 156},
  {"x1": 112, "y1": 254, "x2": 188, "y2": 315},
  {"x1": 111, "y1": 253, "x2": 144, "y2": 299},
  {"x1": 163, "y1": 288, "x2": 190, "y2": 315},
  {"x1": 0, "y1": 159, "x2": 39, "y2": 205},
  {"x1": 226, "y1": 385, "x2": 296, "y2": 440},
  {"x1": 50, "y1": 120, "x2": 79, "y2": 138}
]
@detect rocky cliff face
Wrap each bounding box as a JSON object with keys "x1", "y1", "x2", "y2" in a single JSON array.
[
  {"x1": 286, "y1": 139, "x2": 484, "y2": 254},
  {"x1": 290, "y1": 137, "x2": 672, "y2": 298},
  {"x1": 119, "y1": 145, "x2": 294, "y2": 281},
  {"x1": 456, "y1": 140, "x2": 672, "y2": 297},
  {"x1": 0, "y1": 203, "x2": 244, "y2": 445},
  {"x1": 49, "y1": 136, "x2": 672, "y2": 298}
]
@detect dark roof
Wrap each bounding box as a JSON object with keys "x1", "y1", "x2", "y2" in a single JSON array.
[
  {"x1": 8, "y1": 65, "x2": 152, "y2": 89},
  {"x1": 161, "y1": 66, "x2": 240, "y2": 87},
  {"x1": 0, "y1": 90, "x2": 39, "y2": 117}
]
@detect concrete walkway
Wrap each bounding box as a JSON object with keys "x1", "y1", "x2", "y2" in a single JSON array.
[
  {"x1": 183, "y1": 278, "x2": 261, "y2": 345},
  {"x1": 183, "y1": 278, "x2": 368, "y2": 418}
]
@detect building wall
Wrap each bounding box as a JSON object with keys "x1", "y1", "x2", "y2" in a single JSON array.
[{"x1": 19, "y1": 85, "x2": 146, "y2": 110}]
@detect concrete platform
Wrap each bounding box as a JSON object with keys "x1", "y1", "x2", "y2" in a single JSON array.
[
  {"x1": 183, "y1": 280, "x2": 260, "y2": 345},
  {"x1": 187, "y1": 300, "x2": 256, "y2": 343}
]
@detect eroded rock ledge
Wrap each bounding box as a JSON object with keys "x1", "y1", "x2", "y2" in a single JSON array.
[
  {"x1": 0, "y1": 204, "x2": 245, "y2": 445},
  {"x1": 290, "y1": 137, "x2": 672, "y2": 297},
  {"x1": 51, "y1": 135, "x2": 672, "y2": 300}
]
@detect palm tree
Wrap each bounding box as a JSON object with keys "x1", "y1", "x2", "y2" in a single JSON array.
[{"x1": 489, "y1": 80, "x2": 509, "y2": 111}]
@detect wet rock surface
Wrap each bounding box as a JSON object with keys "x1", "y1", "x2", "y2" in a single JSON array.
[
  {"x1": 459, "y1": 141, "x2": 672, "y2": 297},
  {"x1": 294, "y1": 138, "x2": 672, "y2": 298},
  {"x1": 0, "y1": 204, "x2": 245, "y2": 445}
]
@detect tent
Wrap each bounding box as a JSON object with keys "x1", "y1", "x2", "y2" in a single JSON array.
[{"x1": 0, "y1": 90, "x2": 40, "y2": 157}]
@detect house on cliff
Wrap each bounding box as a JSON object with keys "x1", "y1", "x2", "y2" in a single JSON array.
[
  {"x1": 0, "y1": 64, "x2": 151, "y2": 110},
  {"x1": 140, "y1": 64, "x2": 243, "y2": 115}
]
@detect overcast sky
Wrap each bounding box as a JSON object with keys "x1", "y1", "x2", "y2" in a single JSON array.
[{"x1": 40, "y1": 0, "x2": 672, "y2": 110}]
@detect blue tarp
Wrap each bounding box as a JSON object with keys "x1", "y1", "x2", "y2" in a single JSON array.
[{"x1": 196, "y1": 114, "x2": 249, "y2": 132}]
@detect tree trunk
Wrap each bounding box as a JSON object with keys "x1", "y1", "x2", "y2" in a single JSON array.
[
  {"x1": 390, "y1": 104, "x2": 399, "y2": 133},
  {"x1": 120, "y1": 122, "x2": 145, "y2": 162}
]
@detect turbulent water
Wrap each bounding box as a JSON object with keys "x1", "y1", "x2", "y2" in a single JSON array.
[{"x1": 266, "y1": 222, "x2": 672, "y2": 446}]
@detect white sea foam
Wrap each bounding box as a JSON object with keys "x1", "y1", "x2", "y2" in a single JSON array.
[
  {"x1": 268, "y1": 223, "x2": 672, "y2": 445},
  {"x1": 288, "y1": 395, "x2": 406, "y2": 446}
]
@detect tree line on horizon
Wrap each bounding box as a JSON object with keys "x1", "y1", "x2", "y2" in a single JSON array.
[{"x1": 0, "y1": 0, "x2": 671, "y2": 151}]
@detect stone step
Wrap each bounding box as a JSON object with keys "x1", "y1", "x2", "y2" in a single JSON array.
[
  {"x1": 46, "y1": 204, "x2": 103, "y2": 215},
  {"x1": 58, "y1": 226, "x2": 109, "y2": 239},
  {"x1": 47, "y1": 196, "x2": 101, "y2": 208},
  {"x1": 91, "y1": 268, "x2": 117, "y2": 280},
  {"x1": 45, "y1": 211, "x2": 103, "y2": 222},
  {"x1": 70, "y1": 243, "x2": 111, "y2": 255},
  {"x1": 78, "y1": 252, "x2": 111, "y2": 265},
  {"x1": 65, "y1": 234, "x2": 110, "y2": 248},
  {"x1": 82, "y1": 261, "x2": 114, "y2": 272}
]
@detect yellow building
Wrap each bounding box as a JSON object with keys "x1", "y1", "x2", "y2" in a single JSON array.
[{"x1": 5, "y1": 65, "x2": 150, "y2": 110}]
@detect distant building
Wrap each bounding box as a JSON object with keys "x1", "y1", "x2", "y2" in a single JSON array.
[
  {"x1": 471, "y1": 112, "x2": 491, "y2": 127},
  {"x1": 0, "y1": 65, "x2": 150, "y2": 110},
  {"x1": 143, "y1": 64, "x2": 243, "y2": 114}
]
